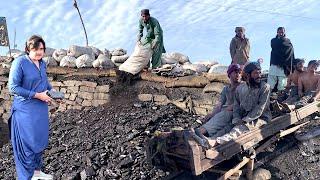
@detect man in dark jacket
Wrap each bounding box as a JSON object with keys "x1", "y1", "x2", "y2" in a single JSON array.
[{"x1": 268, "y1": 27, "x2": 295, "y2": 92}]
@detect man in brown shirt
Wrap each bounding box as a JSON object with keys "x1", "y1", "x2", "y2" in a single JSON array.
[{"x1": 230, "y1": 27, "x2": 250, "y2": 66}]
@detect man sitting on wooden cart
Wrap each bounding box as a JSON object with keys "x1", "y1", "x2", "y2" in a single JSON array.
[
  {"x1": 195, "y1": 64, "x2": 242, "y2": 139},
  {"x1": 206, "y1": 62, "x2": 272, "y2": 147}
]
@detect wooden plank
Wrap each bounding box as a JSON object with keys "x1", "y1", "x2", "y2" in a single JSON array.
[
  {"x1": 188, "y1": 137, "x2": 202, "y2": 175},
  {"x1": 218, "y1": 157, "x2": 250, "y2": 180}
]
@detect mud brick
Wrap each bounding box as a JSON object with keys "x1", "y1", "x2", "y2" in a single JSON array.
[
  {"x1": 65, "y1": 100, "x2": 76, "y2": 106},
  {"x1": 82, "y1": 100, "x2": 93, "y2": 106},
  {"x1": 75, "y1": 97, "x2": 84, "y2": 104},
  {"x1": 92, "y1": 99, "x2": 110, "y2": 107},
  {"x1": 96, "y1": 85, "x2": 110, "y2": 93},
  {"x1": 0, "y1": 76, "x2": 8, "y2": 82},
  {"x1": 93, "y1": 93, "x2": 110, "y2": 100},
  {"x1": 64, "y1": 93, "x2": 71, "y2": 99},
  {"x1": 138, "y1": 94, "x2": 153, "y2": 102},
  {"x1": 154, "y1": 95, "x2": 169, "y2": 102},
  {"x1": 67, "y1": 86, "x2": 79, "y2": 93},
  {"x1": 81, "y1": 81, "x2": 97, "y2": 88},
  {"x1": 80, "y1": 86, "x2": 96, "y2": 93},
  {"x1": 69, "y1": 94, "x2": 77, "y2": 101},
  {"x1": 78, "y1": 92, "x2": 94, "y2": 100},
  {"x1": 51, "y1": 81, "x2": 64, "y2": 87},
  {"x1": 63, "y1": 80, "x2": 82, "y2": 87}
]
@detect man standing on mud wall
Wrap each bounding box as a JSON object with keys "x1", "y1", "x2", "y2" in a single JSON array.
[
  {"x1": 229, "y1": 27, "x2": 250, "y2": 67},
  {"x1": 268, "y1": 27, "x2": 295, "y2": 92},
  {"x1": 138, "y1": 9, "x2": 166, "y2": 69},
  {"x1": 205, "y1": 62, "x2": 272, "y2": 147}
]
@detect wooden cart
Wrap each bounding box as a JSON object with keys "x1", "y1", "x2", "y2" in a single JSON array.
[{"x1": 148, "y1": 101, "x2": 320, "y2": 179}]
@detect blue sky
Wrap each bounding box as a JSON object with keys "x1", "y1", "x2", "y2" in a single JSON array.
[{"x1": 1, "y1": 0, "x2": 320, "y2": 69}]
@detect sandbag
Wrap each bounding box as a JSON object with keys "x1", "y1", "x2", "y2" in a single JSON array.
[
  {"x1": 92, "y1": 54, "x2": 114, "y2": 68},
  {"x1": 68, "y1": 45, "x2": 94, "y2": 58},
  {"x1": 119, "y1": 43, "x2": 152, "y2": 75},
  {"x1": 111, "y1": 54, "x2": 129, "y2": 63},
  {"x1": 194, "y1": 61, "x2": 218, "y2": 68},
  {"x1": 7, "y1": 49, "x2": 25, "y2": 58},
  {"x1": 75, "y1": 54, "x2": 95, "y2": 68},
  {"x1": 182, "y1": 63, "x2": 208, "y2": 73},
  {"x1": 103, "y1": 49, "x2": 111, "y2": 58},
  {"x1": 111, "y1": 48, "x2": 127, "y2": 56},
  {"x1": 203, "y1": 82, "x2": 225, "y2": 93},
  {"x1": 208, "y1": 64, "x2": 228, "y2": 74},
  {"x1": 161, "y1": 54, "x2": 178, "y2": 64},
  {"x1": 52, "y1": 49, "x2": 67, "y2": 62},
  {"x1": 162, "y1": 52, "x2": 189, "y2": 64},
  {"x1": 90, "y1": 46, "x2": 102, "y2": 59},
  {"x1": 60, "y1": 56, "x2": 76, "y2": 68},
  {"x1": 45, "y1": 47, "x2": 56, "y2": 57},
  {"x1": 92, "y1": 59, "x2": 100, "y2": 68},
  {"x1": 43, "y1": 57, "x2": 58, "y2": 67}
]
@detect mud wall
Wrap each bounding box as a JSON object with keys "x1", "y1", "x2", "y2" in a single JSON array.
[{"x1": 0, "y1": 76, "x2": 110, "y2": 123}]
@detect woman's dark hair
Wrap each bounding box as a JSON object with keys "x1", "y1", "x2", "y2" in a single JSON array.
[{"x1": 25, "y1": 35, "x2": 46, "y2": 54}]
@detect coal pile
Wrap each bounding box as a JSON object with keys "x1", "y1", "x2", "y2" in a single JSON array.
[
  {"x1": 261, "y1": 118, "x2": 320, "y2": 180},
  {"x1": 0, "y1": 101, "x2": 200, "y2": 179}
]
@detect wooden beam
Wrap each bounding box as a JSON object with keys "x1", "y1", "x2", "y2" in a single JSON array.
[{"x1": 218, "y1": 157, "x2": 250, "y2": 180}]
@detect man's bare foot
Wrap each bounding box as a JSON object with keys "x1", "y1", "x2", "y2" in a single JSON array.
[{"x1": 203, "y1": 137, "x2": 217, "y2": 147}]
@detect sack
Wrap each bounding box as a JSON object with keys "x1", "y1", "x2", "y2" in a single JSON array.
[
  {"x1": 44, "y1": 47, "x2": 56, "y2": 57},
  {"x1": 208, "y1": 64, "x2": 228, "y2": 74},
  {"x1": 52, "y1": 49, "x2": 67, "y2": 62},
  {"x1": 43, "y1": 57, "x2": 58, "y2": 67},
  {"x1": 92, "y1": 54, "x2": 114, "y2": 68},
  {"x1": 60, "y1": 56, "x2": 76, "y2": 68},
  {"x1": 119, "y1": 43, "x2": 152, "y2": 75},
  {"x1": 90, "y1": 46, "x2": 103, "y2": 59},
  {"x1": 75, "y1": 54, "x2": 95, "y2": 68},
  {"x1": 68, "y1": 45, "x2": 94, "y2": 58},
  {"x1": 111, "y1": 48, "x2": 127, "y2": 56},
  {"x1": 182, "y1": 63, "x2": 208, "y2": 73},
  {"x1": 111, "y1": 54, "x2": 129, "y2": 63},
  {"x1": 162, "y1": 52, "x2": 189, "y2": 64}
]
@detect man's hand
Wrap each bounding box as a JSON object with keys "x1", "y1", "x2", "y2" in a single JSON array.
[
  {"x1": 232, "y1": 118, "x2": 242, "y2": 126},
  {"x1": 201, "y1": 113, "x2": 214, "y2": 123}
]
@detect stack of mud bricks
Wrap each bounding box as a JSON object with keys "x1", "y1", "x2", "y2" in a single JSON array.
[
  {"x1": 51, "y1": 80, "x2": 110, "y2": 112},
  {"x1": 138, "y1": 94, "x2": 216, "y2": 115},
  {"x1": 0, "y1": 76, "x2": 110, "y2": 123},
  {"x1": 0, "y1": 76, "x2": 12, "y2": 123}
]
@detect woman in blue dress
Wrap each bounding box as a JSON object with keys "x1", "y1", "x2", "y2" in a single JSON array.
[{"x1": 8, "y1": 35, "x2": 53, "y2": 180}]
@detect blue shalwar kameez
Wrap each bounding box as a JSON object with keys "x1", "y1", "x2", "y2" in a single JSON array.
[{"x1": 8, "y1": 55, "x2": 52, "y2": 180}]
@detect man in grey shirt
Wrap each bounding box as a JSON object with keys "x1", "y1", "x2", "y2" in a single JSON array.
[
  {"x1": 196, "y1": 64, "x2": 242, "y2": 138},
  {"x1": 207, "y1": 62, "x2": 271, "y2": 147}
]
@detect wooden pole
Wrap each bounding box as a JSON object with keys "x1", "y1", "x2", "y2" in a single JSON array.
[
  {"x1": 218, "y1": 157, "x2": 250, "y2": 180},
  {"x1": 246, "y1": 158, "x2": 254, "y2": 180},
  {"x1": 73, "y1": 0, "x2": 89, "y2": 46}
]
